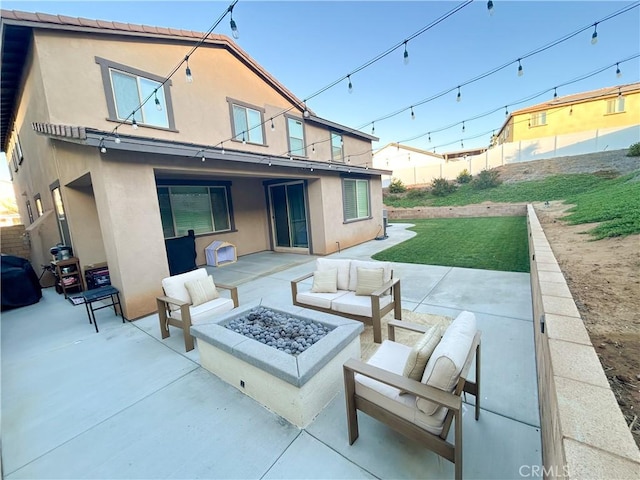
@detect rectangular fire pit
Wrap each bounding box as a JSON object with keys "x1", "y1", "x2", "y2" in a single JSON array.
[{"x1": 190, "y1": 303, "x2": 363, "y2": 427}]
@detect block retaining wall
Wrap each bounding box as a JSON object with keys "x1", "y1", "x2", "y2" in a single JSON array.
[
  {"x1": 387, "y1": 204, "x2": 640, "y2": 477},
  {"x1": 0, "y1": 224, "x2": 31, "y2": 259}
]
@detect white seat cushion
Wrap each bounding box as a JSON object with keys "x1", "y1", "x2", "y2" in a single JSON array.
[
  {"x1": 173, "y1": 297, "x2": 235, "y2": 324},
  {"x1": 417, "y1": 311, "x2": 477, "y2": 416},
  {"x1": 348, "y1": 260, "x2": 392, "y2": 292},
  {"x1": 355, "y1": 340, "x2": 447, "y2": 435},
  {"x1": 296, "y1": 290, "x2": 349, "y2": 309},
  {"x1": 316, "y1": 258, "x2": 351, "y2": 291},
  {"x1": 331, "y1": 291, "x2": 392, "y2": 317},
  {"x1": 162, "y1": 268, "x2": 208, "y2": 311}
]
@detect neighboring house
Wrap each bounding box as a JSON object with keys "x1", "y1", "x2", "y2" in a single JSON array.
[
  {"x1": 494, "y1": 82, "x2": 640, "y2": 145},
  {"x1": 0, "y1": 179, "x2": 21, "y2": 226},
  {"x1": 0, "y1": 10, "x2": 385, "y2": 319},
  {"x1": 372, "y1": 143, "x2": 444, "y2": 187}
]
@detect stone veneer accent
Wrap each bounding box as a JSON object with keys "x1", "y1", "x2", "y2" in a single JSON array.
[{"x1": 527, "y1": 204, "x2": 639, "y2": 478}]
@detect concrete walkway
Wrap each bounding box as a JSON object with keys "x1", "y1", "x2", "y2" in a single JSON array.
[{"x1": 1, "y1": 224, "x2": 541, "y2": 479}]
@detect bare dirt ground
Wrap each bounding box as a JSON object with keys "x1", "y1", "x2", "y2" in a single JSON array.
[{"x1": 534, "y1": 201, "x2": 640, "y2": 446}]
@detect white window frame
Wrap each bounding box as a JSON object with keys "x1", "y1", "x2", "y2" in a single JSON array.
[
  {"x1": 286, "y1": 116, "x2": 306, "y2": 157},
  {"x1": 606, "y1": 96, "x2": 625, "y2": 114},
  {"x1": 229, "y1": 101, "x2": 265, "y2": 145},
  {"x1": 343, "y1": 178, "x2": 371, "y2": 222},
  {"x1": 331, "y1": 132, "x2": 344, "y2": 162}
]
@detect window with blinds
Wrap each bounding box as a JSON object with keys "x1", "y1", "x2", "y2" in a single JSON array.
[
  {"x1": 343, "y1": 178, "x2": 370, "y2": 221},
  {"x1": 157, "y1": 186, "x2": 232, "y2": 238}
]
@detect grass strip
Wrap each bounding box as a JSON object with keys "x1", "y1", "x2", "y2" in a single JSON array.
[{"x1": 373, "y1": 217, "x2": 530, "y2": 273}]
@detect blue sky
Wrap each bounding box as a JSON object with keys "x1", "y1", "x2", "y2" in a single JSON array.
[{"x1": 1, "y1": 1, "x2": 639, "y2": 181}]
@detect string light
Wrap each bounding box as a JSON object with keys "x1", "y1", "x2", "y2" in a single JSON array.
[
  {"x1": 154, "y1": 91, "x2": 162, "y2": 111},
  {"x1": 616, "y1": 63, "x2": 622, "y2": 78},
  {"x1": 221, "y1": 142, "x2": 225, "y2": 154},
  {"x1": 591, "y1": 23, "x2": 598, "y2": 44},
  {"x1": 410, "y1": 106, "x2": 415, "y2": 120},
  {"x1": 99, "y1": 138, "x2": 107, "y2": 154},
  {"x1": 185, "y1": 56, "x2": 193, "y2": 83},
  {"x1": 270, "y1": 118, "x2": 275, "y2": 131},
  {"x1": 462, "y1": 121, "x2": 465, "y2": 132},
  {"x1": 371, "y1": 122, "x2": 375, "y2": 135},
  {"x1": 347, "y1": 75, "x2": 353, "y2": 94},
  {"x1": 114, "y1": 131, "x2": 121, "y2": 144},
  {"x1": 131, "y1": 113, "x2": 138, "y2": 129},
  {"x1": 202, "y1": 155, "x2": 206, "y2": 162},
  {"x1": 553, "y1": 87, "x2": 558, "y2": 99},
  {"x1": 403, "y1": 41, "x2": 409, "y2": 65},
  {"x1": 303, "y1": 102, "x2": 310, "y2": 118},
  {"x1": 487, "y1": 1, "x2": 494, "y2": 16},
  {"x1": 428, "y1": 132, "x2": 431, "y2": 143},
  {"x1": 311, "y1": 144, "x2": 315, "y2": 153},
  {"x1": 504, "y1": 106, "x2": 509, "y2": 116},
  {"x1": 517, "y1": 59, "x2": 523, "y2": 77},
  {"x1": 229, "y1": 5, "x2": 239, "y2": 39},
  {"x1": 242, "y1": 132, "x2": 246, "y2": 144},
  {"x1": 456, "y1": 86, "x2": 461, "y2": 102}
]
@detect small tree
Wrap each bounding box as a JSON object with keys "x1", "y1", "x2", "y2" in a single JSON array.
[
  {"x1": 627, "y1": 142, "x2": 640, "y2": 157},
  {"x1": 471, "y1": 169, "x2": 502, "y2": 190},
  {"x1": 431, "y1": 177, "x2": 457, "y2": 197},
  {"x1": 456, "y1": 169, "x2": 473, "y2": 184},
  {"x1": 388, "y1": 178, "x2": 407, "y2": 193}
]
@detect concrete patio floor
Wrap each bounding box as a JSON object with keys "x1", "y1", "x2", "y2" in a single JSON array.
[{"x1": 1, "y1": 223, "x2": 541, "y2": 479}]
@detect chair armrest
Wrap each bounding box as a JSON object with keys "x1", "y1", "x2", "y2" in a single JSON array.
[
  {"x1": 156, "y1": 295, "x2": 190, "y2": 308},
  {"x1": 370, "y1": 277, "x2": 400, "y2": 297},
  {"x1": 343, "y1": 358, "x2": 461, "y2": 412},
  {"x1": 388, "y1": 319, "x2": 430, "y2": 334},
  {"x1": 216, "y1": 283, "x2": 239, "y2": 308},
  {"x1": 291, "y1": 272, "x2": 314, "y2": 284}
]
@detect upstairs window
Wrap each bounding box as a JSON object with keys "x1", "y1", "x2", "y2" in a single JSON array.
[
  {"x1": 26, "y1": 200, "x2": 34, "y2": 224},
  {"x1": 14, "y1": 134, "x2": 23, "y2": 164},
  {"x1": 606, "y1": 96, "x2": 625, "y2": 114},
  {"x1": 95, "y1": 57, "x2": 176, "y2": 130},
  {"x1": 287, "y1": 117, "x2": 306, "y2": 157},
  {"x1": 230, "y1": 101, "x2": 265, "y2": 145},
  {"x1": 343, "y1": 178, "x2": 370, "y2": 221},
  {"x1": 529, "y1": 111, "x2": 547, "y2": 127},
  {"x1": 331, "y1": 132, "x2": 344, "y2": 162},
  {"x1": 157, "y1": 185, "x2": 232, "y2": 238},
  {"x1": 35, "y1": 194, "x2": 43, "y2": 217}
]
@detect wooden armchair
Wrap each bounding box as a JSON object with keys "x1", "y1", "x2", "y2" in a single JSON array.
[
  {"x1": 343, "y1": 313, "x2": 481, "y2": 480},
  {"x1": 157, "y1": 268, "x2": 239, "y2": 352}
]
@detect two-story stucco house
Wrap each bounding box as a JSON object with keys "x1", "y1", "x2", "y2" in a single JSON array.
[{"x1": 0, "y1": 10, "x2": 388, "y2": 319}]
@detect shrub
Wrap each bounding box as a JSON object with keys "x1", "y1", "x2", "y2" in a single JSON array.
[
  {"x1": 627, "y1": 142, "x2": 640, "y2": 157},
  {"x1": 431, "y1": 177, "x2": 457, "y2": 197},
  {"x1": 456, "y1": 169, "x2": 473, "y2": 184},
  {"x1": 388, "y1": 178, "x2": 407, "y2": 193},
  {"x1": 406, "y1": 188, "x2": 429, "y2": 200},
  {"x1": 471, "y1": 169, "x2": 502, "y2": 190}
]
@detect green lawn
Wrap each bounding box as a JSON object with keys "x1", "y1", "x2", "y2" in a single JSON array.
[{"x1": 373, "y1": 217, "x2": 530, "y2": 273}]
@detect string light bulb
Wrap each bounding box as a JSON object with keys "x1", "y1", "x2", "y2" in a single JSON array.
[
  {"x1": 131, "y1": 113, "x2": 138, "y2": 130},
  {"x1": 114, "y1": 131, "x2": 121, "y2": 144},
  {"x1": 99, "y1": 138, "x2": 106, "y2": 154},
  {"x1": 312, "y1": 144, "x2": 315, "y2": 153},
  {"x1": 270, "y1": 118, "x2": 275, "y2": 131},
  {"x1": 371, "y1": 122, "x2": 375, "y2": 135},
  {"x1": 462, "y1": 121, "x2": 465, "y2": 132},
  {"x1": 403, "y1": 41, "x2": 409, "y2": 65},
  {"x1": 303, "y1": 102, "x2": 310, "y2": 118},
  {"x1": 487, "y1": 1, "x2": 494, "y2": 15},
  {"x1": 202, "y1": 155, "x2": 206, "y2": 162},
  {"x1": 185, "y1": 56, "x2": 193, "y2": 83},
  {"x1": 553, "y1": 87, "x2": 558, "y2": 99},
  {"x1": 456, "y1": 86, "x2": 461, "y2": 102},
  {"x1": 154, "y1": 91, "x2": 162, "y2": 111},
  {"x1": 410, "y1": 106, "x2": 415, "y2": 120},
  {"x1": 504, "y1": 106, "x2": 509, "y2": 116},
  {"x1": 428, "y1": 132, "x2": 431, "y2": 143},
  {"x1": 591, "y1": 23, "x2": 598, "y2": 44},
  {"x1": 229, "y1": 6, "x2": 239, "y2": 39},
  {"x1": 347, "y1": 75, "x2": 353, "y2": 94},
  {"x1": 221, "y1": 142, "x2": 225, "y2": 154},
  {"x1": 616, "y1": 63, "x2": 622, "y2": 78},
  {"x1": 517, "y1": 59, "x2": 523, "y2": 77},
  {"x1": 242, "y1": 132, "x2": 246, "y2": 144}
]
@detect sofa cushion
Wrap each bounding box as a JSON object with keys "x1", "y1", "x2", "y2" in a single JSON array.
[
  {"x1": 402, "y1": 325, "x2": 442, "y2": 381},
  {"x1": 331, "y1": 291, "x2": 393, "y2": 317},
  {"x1": 297, "y1": 290, "x2": 349, "y2": 310},
  {"x1": 311, "y1": 269, "x2": 338, "y2": 293},
  {"x1": 316, "y1": 258, "x2": 351, "y2": 291},
  {"x1": 355, "y1": 267, "x2": 384, "y2": 295},
  {"x1": 417, "y1": 311, "x2": 477, "y2": 416},
  {"x1": 355, "y1": 340, "x2": 447, "y2": 435},
  {"x1": 348, "y1": 260, "x2": 392, "y2": 292},
  {"x1": 162, "y1": 268, "x2": 208, "y2": 311},
  {"x1": 173, "y1": 297, "x2": 235, "y2": 324},
  {"x1": 185, "y1": 275, "x2": 219, "y2": 306}
]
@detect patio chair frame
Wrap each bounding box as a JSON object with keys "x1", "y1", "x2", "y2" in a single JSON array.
[{"x1": 343, "y1": 320, "x2": 481, "y2": 480}]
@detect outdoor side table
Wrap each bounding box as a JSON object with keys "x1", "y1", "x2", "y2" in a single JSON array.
[{"x1": 81, "y1": 285, "x2": 124, "y2": 333}]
